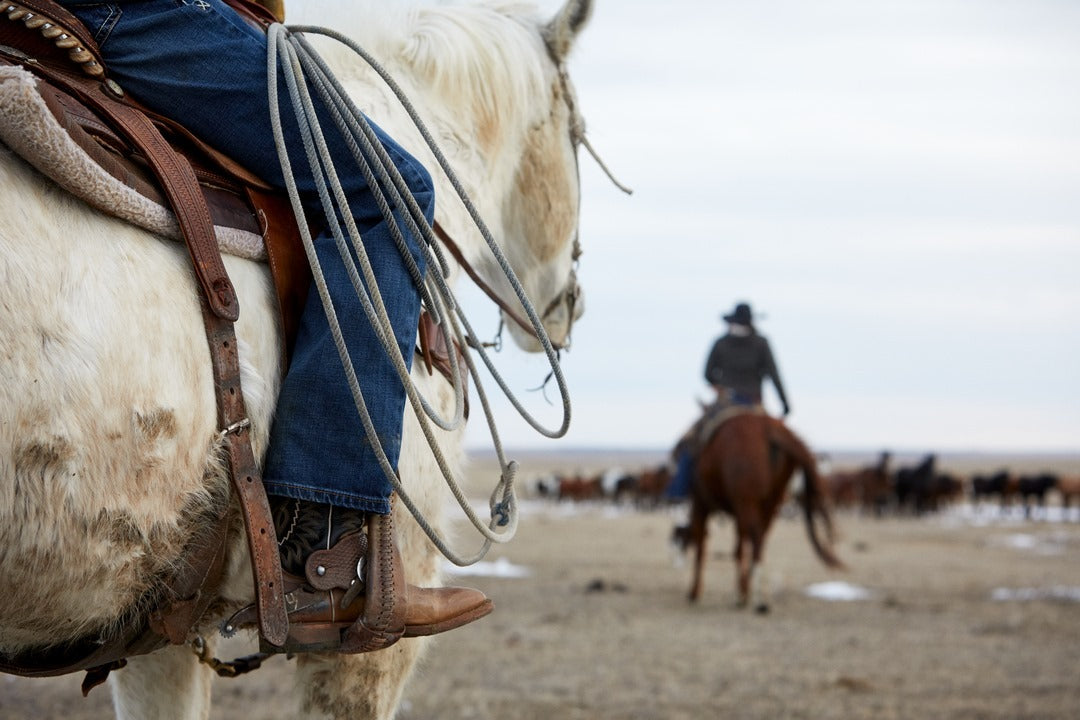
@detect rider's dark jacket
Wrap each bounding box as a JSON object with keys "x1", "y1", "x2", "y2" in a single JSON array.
[{"x1": 703, "y1": 331, "x2": 789, "y2": 411}]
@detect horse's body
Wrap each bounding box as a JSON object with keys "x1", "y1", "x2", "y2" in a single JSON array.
[
  {"x1": 555, "y1": 473, "x2": 603, "y2": 502},
  {"x1": 685, "y1": 413, "x2": 842, "y2": 611},
  {"x1": 630, "y1": 464, "x2": 673, "y2": 508},
  {"x1": 0, "y1": 1, "x2": 592, "y2": 717},
  {"x1": 1057, "y1": 476, "x2": 1080, "y2": 521},
  {"x1": 971, "y1": 469, "x2": 1012, "y2": 509},
  {"x1": 893, "y1": 453, "x2": 938, "y2": 515},
  {"x1": 824, "y1": 450, "x2": 892, "y2": 515},
  {"x1": 1017, "y1": 473, "x2": 1059, "y2": 519},
  {"x1": 858, "y1": 451, "x2": 894, "y2": 515}
]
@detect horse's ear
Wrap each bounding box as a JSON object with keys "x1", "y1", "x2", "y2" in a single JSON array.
[{"x1": 543, "y1": 0, "x2": 593, "y2": 62}]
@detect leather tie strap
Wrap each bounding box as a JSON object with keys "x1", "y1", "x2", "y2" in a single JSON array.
[{"x1": 202, "y1": 306, "x2": 289, "y2": 647}]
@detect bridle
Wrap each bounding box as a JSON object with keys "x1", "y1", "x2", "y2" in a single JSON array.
[
  {"x1": 431, "y1": 58, "x2": 589, "y2": 352},
  {"x1": 531, "y1": 56, "x2": 632, "y2": 348},
  {"x1": 432, "y1": 221, "x2": 580, "y2": 352},
  {"x1": 429, "y1": 38, "x2": 632, "y2": 353}
]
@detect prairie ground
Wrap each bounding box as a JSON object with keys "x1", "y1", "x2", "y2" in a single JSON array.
[{"x1": 3, "y1": 451, "x2": 1078, "y2": 719}]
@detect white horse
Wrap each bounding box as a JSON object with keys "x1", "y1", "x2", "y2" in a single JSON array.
[{"x1": 0, "y1": 0, "x2": 592, "y2": 717}]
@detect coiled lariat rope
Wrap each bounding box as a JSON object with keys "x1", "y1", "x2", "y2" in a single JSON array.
[{"x1": 265, "y1": 24, "x2": 573, "y2": 565}]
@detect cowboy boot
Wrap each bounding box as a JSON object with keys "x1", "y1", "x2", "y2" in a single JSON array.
[
  {"x1": 338, "y1": 500, "x2": 495, "y2": 651},
  {"x1": 226, "y1": 496, "x2": 492, "y2": 654}
]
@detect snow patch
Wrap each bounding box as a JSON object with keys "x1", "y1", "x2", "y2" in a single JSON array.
[
  {"x1": 990, "y1": 586, "x2": 1080, "y2": 603},
  {"x1": 443, "y1": 556, "x2": 532, "y2": 579},
  {"x1": 804, "y1": 581, "x2": 873, "y2": 602}
]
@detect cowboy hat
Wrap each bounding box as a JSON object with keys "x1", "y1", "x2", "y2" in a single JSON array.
[{"x1": 722, "y1": 302, "x2": 754, "y2": 325}]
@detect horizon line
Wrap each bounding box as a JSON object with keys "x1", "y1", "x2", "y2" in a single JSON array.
[{"x1": 466, "y1": 445, "x2": 1080, "y2": 458}]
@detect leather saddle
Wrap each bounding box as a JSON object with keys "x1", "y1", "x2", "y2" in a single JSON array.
[
  {"x1": 0, "y1": 0, "x2": 311, "y2": 352},
  {"x1": 0, "y1": 0, "x2": 464, "y2": 692}
]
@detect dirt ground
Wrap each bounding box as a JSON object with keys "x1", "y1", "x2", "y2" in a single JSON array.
[{"x1": 3, "y1": 452, "x2": 1079, "y2": 719}]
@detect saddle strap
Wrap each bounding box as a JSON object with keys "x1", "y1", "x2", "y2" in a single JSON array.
[
  {"x1": 417, "y1": 310, "x2": 469, "y2": 419},
  {"x1": 89, "y1": 91, "x2": 241, "y2": 321},
  {"x1": 201, "y1": 304, "x2": 289, "y2": 647},
  {"x1": 249, "y1": 185, "x2": 311, "y2": 360}
]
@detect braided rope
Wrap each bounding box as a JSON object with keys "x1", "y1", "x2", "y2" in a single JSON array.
[{"x1": 265, "y1": 24, "x2": 575, "y2": 565}]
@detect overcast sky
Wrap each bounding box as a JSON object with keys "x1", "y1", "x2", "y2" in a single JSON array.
[{"x1": 458, "y1": 0, "x2": 1080, "y2": 455}]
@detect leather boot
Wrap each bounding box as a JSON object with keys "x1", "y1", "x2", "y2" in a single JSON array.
[{"x1": 227, "y1": 496, "x2": 493, "y2": 654}]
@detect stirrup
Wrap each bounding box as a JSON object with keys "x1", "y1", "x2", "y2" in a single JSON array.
[
  {"x1": 225, "y1": 500, "x2": 493, "y2": 654},
  {"x1": 340, "y1": 505, "x2": 406, "y2": 652}
]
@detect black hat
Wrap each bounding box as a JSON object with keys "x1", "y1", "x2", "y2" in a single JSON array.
[{"x1": 722, "y1": 302, "x2": 753, "y2": 325}]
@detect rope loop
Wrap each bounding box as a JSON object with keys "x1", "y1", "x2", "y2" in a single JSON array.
[{"x1": 265, "y1": 24, "x2": 574, "y2": 565}]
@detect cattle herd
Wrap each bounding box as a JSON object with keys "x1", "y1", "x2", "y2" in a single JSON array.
[{"x1": 532, "y1": 451, "x2": 1080, "y2": 520}]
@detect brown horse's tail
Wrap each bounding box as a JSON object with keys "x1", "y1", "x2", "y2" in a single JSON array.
[{"x1": 766, "y1": 420, "x2": 845, "y2": 570}]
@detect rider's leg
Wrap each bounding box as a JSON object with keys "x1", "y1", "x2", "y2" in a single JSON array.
[{"x1": 58, "y1": 0, "x2": 490, "y2": 649}]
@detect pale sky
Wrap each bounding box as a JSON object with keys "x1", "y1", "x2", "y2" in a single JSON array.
[{"x1": 462, "y1": 0, "x2": 1080, "y2": 454}]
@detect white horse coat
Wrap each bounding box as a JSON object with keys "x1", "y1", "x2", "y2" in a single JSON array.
[{"x1": 0, "y1": 0, "x2": 592, "y2": 717}]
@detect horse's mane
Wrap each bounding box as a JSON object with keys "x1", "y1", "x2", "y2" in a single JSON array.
[{"x1": 294, "y1": 1, "x2": 550, "y2": 148}]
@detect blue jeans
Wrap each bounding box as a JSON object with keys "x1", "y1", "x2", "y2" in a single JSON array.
[
  {"x1": 61, "y1": 0, "x2": 433, "y2": 513},
  {"x1": 666, "y1": 451, "x2": 694, "y2": 499}
]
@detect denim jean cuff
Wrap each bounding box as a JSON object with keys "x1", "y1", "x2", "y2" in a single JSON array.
[{"x1": 263, "y1": 480, "x2": 392, "y2": 515}]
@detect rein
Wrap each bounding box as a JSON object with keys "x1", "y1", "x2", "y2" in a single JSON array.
[{"x1": 432, "y1": 222, "x2": 579, "y2": 351}]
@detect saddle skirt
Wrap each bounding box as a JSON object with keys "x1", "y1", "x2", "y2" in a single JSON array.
[
  {"x1": 0, "y1": 62, "x2": 267, "y2": 261},
  {"x1": 674, "y1": 401, "x2": 766, "y2": 459}
]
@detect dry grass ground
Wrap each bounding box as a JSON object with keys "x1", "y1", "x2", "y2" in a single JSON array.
[{"x1": 3, "y1": 451, "x2": 1078, "y2": 719}]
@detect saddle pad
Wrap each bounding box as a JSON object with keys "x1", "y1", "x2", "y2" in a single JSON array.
[
  {"x1": 0, "y1": 64, "x2": 266, "y2": 261},
  {"x1": 698, "y1": 403, "x2": 765, "y2": 445}
]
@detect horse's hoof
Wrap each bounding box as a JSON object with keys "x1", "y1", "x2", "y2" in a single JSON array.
[{"x1": 754, "y1": 603, "x2": 770, "y2": 615}]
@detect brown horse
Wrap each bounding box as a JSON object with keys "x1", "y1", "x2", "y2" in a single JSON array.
[
  {"x1": 824, "y1": 450, "x2": 893, "y2": 515},
  {"x1": 685, "y1": 412, "x2": 843, "y2": 611},
  {"x1": 1058, "y1": 476, "x2": 1080, "y2": 520},
  {"x1": 632, "y1": 464, "x2": 673, "y2": 507}
]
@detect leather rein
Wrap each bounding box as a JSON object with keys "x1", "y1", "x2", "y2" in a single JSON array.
[{"x1": 433, "y1": 222, "x2": 581, "y2": 351}]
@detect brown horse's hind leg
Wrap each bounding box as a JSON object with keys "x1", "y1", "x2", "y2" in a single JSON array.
[
  {"x1": 687, "y1": 502, "x2": 708, "y2": 603},
  {"x1": 734, "y1": 527, "x2": 751, "y2": 608},
  {"x1": 750, "y1": 530, "x2": 770, "y2": 614}
]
